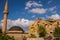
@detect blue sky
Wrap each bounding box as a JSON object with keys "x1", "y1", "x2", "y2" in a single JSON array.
[
  {"x1": 0, "y1": 0, "x2": 60, "y2": 31},
  {"x1": 0, "y1": 0, "x2": 60, "y2": 20}
]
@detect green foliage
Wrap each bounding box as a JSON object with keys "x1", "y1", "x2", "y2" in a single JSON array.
[
  {"x1": 29, "y1": 34, "x2": 36, "y2": 38},
  {"x1": 53, "y1": 27, "x2": 60, "y2": 37},
  {"x1": 0, "y1": 33, "x2": 14, "y2": 40},
  {"x1": 38, "y1": 24, "x2": 46, "y2": 37}
]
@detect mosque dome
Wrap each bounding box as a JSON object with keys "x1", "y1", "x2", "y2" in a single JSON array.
[{"x1": 8, "y1": 26, "x2": 24, "y2": 33}]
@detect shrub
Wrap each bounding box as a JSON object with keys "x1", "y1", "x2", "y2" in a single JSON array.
[
  {"x1": 0, "y1": 33, "x2": 14, "y2": 40},
  {"x1": 53, "y1": 27, "x2": 60, "y2": 37},
  {"x1": 29, "y1": 34, "x2": 36, "y2": 38},
  {"x1": 38, "y1": 24, "x2": 46, "y2": 37}
]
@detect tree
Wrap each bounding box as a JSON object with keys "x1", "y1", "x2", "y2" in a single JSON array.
[
  {"x1": 0, "y1": 33, "x2": 14, "y2": 40},
  {"x1": 53, "y1": 27, "x2": 60, "y2": 40},
  {"x1": 53, "y1": 27, "x2": 60, "y2": 37},
  {"x1": 38, "y1": 24, "x2": 46, "y2": 37}
]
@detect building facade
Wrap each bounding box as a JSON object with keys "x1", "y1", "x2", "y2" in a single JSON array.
[{"x1": 29, "y1": 18, "x2": 60, "y2": 37}]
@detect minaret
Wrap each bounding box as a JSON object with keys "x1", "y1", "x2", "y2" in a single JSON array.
[{"x1": 2, "y1": 0, "x2": 8, "y2": 34}]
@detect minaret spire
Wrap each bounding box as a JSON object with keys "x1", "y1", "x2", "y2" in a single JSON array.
[
  {"x1": 2, "y1": 0, "x2": 8, "y2": 34},
  {"x1": 4, "y1": 0, "x2": 8, "y2": 13}
]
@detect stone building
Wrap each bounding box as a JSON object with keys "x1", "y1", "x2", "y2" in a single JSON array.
[
  {"x1": 29, "y1": 18, "x2": 60, "y2": 37},
  {"x1": 8, "y1": 26, "x2": 24, "y2": 34},
  {"x1": 7, "y1": 26, "x2": 28, "y2": 40},
  {"x1": 2, "y1": 0, "x2": 8, "y2": 34},
  {"x1": 3, "y1": 0, "x2": 28, "y2": 40}
]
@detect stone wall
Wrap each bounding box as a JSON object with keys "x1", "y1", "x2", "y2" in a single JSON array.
[
  {"x1": 7, "y1": 34, "x2": 44, "y2": 40},
  {"x1": 7, "y1": 33, "x2": 28, "y2": 40},
  {"x1": 27, "y1": 38, "x2": 44, "y2": 40}
]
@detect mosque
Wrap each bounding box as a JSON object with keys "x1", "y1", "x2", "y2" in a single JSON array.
[
  {"x1": 2, "y1": 0, "x2": 28, "y2": 40},
  {"x1": 7, "y1": 26, "x2": 28, "y2": 40},
  {"x1": 2, "y1": 0, "x2": 60, "y2": 40}
]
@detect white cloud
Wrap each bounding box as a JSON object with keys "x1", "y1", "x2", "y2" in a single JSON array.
[
  {"x1": 30, "y1": 8, "x2": 47, "y2": 14},
  {"x1": 32, "y1": 1, "x2": 43, "y2": 7},
  {"x1": 0, "y1": 18, "x2": 34, "y2": 30},
  {"x1": 32, "y1": 15, "x2": 36, "y2": 18},
  {"x1": 25, "y1": 1, "x2": 43, "y2": 9},
  {"x1": 48, "y1": 14, "x2": 60, "y2": 20},
  {"x1": 25, "y1": 7, "x2": 29, "y2": 9},
  {"x1": 49, "y1": 6, "x2": 56, "y2": 11},
  {"x1": 25, "y1": 1, "x2": 57, "y2": 14}
]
